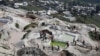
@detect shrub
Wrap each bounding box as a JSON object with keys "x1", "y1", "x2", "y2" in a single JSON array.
[{"x1": 15, "y1": 23, "x2": 19, "y2": 28}]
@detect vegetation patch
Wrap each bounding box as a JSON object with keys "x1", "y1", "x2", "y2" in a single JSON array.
[
  {"x1": 76, "y1": 15, "x2": 100, "y2": 27},
  {"x1": 51, "y1": 13, "x2": 71, "y2": 22},
  {"x1": 15, "y1": 23, "x2": 19, "y2": 28},
  {"x1": 19, "y1": 5, "x2": 44, "y2": 11},
  {"x1": 23, "y1": 23, "x2": 38, "y2": 31},
  {"x1": 50, "y1": 41, "x2": 67, "y2": 48},
  {"x1": 89, "y1": 31, "x2": 100, "y2": 41},
  {"x1": 21, "y1": 33, "x2": 28, "y2": 40}
]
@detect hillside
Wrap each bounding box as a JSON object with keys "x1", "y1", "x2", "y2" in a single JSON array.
[
  {"x1": 76, "y1": 0, "x2": 100, "y2": 4},
  {"x1": 58, "y1": 0, "x2": 100, "y2": 4}
]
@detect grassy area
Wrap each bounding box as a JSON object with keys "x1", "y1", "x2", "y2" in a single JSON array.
[
  {"x1": 19, "y1": 5, "x2": 44, "y2": 11},
  {"x1": 51, "y1": 13, "x2": 71, "y2": 22},
  {"x1": 76, "y1": 15, "x2": 100, "y2": 27},
  {"x1": 58, "y1": 0, "x2": 100, "y2": 4},
  {"x1": 85, "y1": 18, "x2": 100, "y2": 27},
  {"x1": 76, "y1": 0, "x2": 100, "y2": 4},
  {"x1": 51, "y1": 13, "x2": 100, "y2": 27},
  {"x1": 50, "y1": 41, "x2": 67, "y2": 48}
]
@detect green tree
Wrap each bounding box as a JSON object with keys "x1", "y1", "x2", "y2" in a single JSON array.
[{"x1": 15, "y1": 23, "x2": 19, "y2": 28}]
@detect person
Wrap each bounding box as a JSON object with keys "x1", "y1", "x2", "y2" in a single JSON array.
[
  {"x1": 66, "y1": 42, "x2": 69, "y2": 47},
  {"x1": 51, "y1": 45, "x2": 54, "y2": 51},
  {"x1": 74, "y1": 41, "x2": 76, "y2": 46},
  {"x1": 23, "y1": 44, "x2": 25, "y2": 48},
  {"x1": 37, "y1": 44, "x2": 39, "y2": 48},
  {"x1": 57, "y1": 46, "x2": 60, "y2": 50},
  {"x1": 95, "y1": 46, "x2": 98, "y2": 51},
  {"x1": 43, "y1": 46, "x2": 45, "y2": 50},
  {"x1": 90, "y1": 46, "x2": 92, "y2": 50},
  {"x1": 82, "y1": 40, "x2": 85, "y2": 45},
  {"x1": 39, "y1": 31, "x2": 43, "y2": 39}
]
